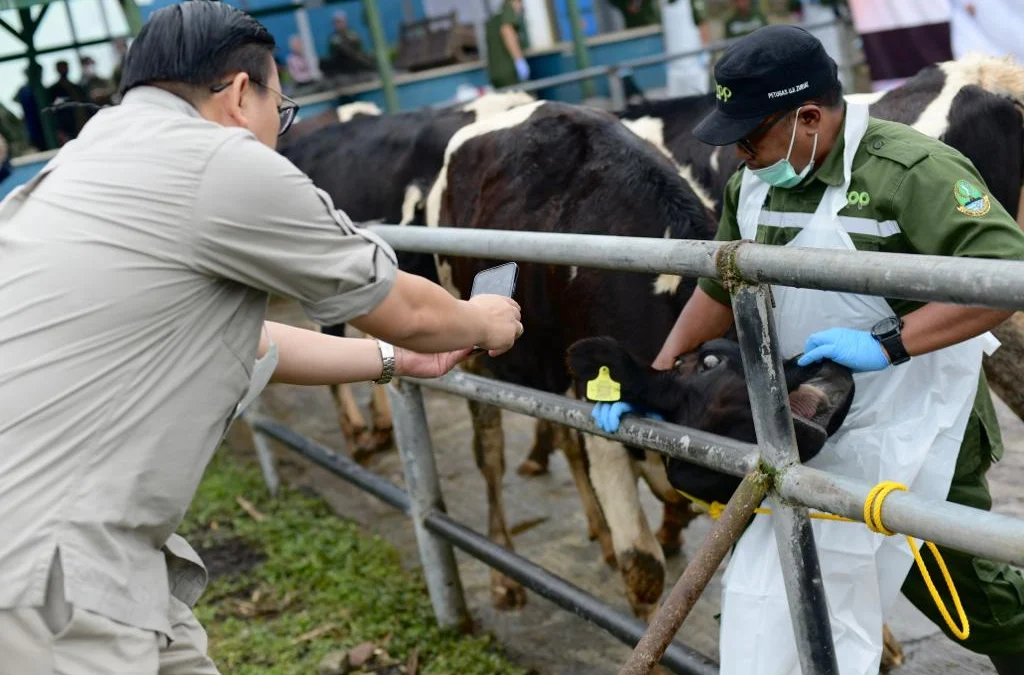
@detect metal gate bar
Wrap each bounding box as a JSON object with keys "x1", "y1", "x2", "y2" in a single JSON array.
[
  {"x1": 731, "y1": 284, "x2": 839, "y2": 674},
  {"x1": 367, "y1": 226, "x2": 1024, "y2": 311},
  {"x1": 249, "y1": 416, "x2": 719, "y2": 675},
  {"x1": 406, "y1": 371, "x2": 1024, "y2": 567}
]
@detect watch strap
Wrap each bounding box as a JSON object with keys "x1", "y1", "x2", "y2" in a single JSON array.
[
  {"x1": 374, "y1": 339, "x2": 396, "y2": 384},
  {"x1": 873, "y1": 319, "x2": 910, "y2": 365}
]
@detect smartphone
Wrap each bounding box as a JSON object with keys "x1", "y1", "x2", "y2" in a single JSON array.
[
  {"x1": 470, "y1": 262, "x2": 519, "y2": 299},
  {"x1": 469, "y1": 262, "x2": 519, "y2": 355}
]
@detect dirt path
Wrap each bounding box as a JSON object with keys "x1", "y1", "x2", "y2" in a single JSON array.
[{"x1": 246, "y1": 299, "x2": 1021, "y2": 674}]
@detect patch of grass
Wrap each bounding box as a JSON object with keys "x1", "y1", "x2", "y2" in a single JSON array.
[{"x1": 179, "y1": 448, "x2": 528, "y2": 675}]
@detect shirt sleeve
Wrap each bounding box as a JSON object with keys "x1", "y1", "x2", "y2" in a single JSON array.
[
  {"x1": 190, "y1": 132, "x2": 398, "y2": 326},
  {"x1": 697, "y1": 171, "x2": 743, "y2": 306},
  {"x1": 890, "y1": 148, "x2": 1024, "y2": 261}
]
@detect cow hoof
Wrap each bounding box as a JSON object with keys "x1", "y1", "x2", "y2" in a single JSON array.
[
  {"x1": 881, "y1": 623, "x2": 904, "y2": 672},
  {"x1": 516, "y1": 458, "x2": 548, "y2": 476},
  {"x1": 352, "y1": 428, "x2": 393, "y2": 460},
  {"x1": 621, "y1": 550, "x2": 665, "y2": 620},
  {"x1": 491, "y1": 575, "x2": 527, "y2": 610},
  {"x1": 655, "y1": 527, "x2": 684, "y2": 559}
]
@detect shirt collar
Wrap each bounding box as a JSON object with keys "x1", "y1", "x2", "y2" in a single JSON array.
[
  {"x1": 120, "y1": 85, "x2": 204, "y2": 120},
  {"x1": 806, "y1": 107, "x2": 847, "y2": 188}
]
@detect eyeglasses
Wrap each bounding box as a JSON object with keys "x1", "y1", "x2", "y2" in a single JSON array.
[
  {"x1": 210, "y1": 78, "x2": 300, "y2": 136},
  {"x1": 737, "y1": 110, "x2": 790, "y2": 158}
]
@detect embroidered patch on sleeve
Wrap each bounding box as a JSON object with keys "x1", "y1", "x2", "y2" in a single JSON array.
[{"x1": 953, "y1": 179, "x2": 991, "y2": 217}]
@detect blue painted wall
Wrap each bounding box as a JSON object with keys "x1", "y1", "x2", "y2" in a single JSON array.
[
  {"x1": 552, "y1": 0, "x2": 599, "y2": 41},
  {"x1": 139, "y1": 0, "x2": 426, "y2": 65},
  {"x1": 1, "y1": 28, "x2": 667, "y2": 199}
]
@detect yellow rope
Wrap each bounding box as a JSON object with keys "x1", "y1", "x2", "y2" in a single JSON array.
[{"x1": 676, "y1": 480, "x2": 970, "y2": 640}]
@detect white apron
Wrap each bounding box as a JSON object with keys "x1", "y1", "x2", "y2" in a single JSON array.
[{"x1": 718, "y1": 103, "x2": 999, "y2": 675}]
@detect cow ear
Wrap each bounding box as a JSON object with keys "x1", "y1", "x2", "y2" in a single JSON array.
[
  {"x1": 567, "y1": 337, "x2": 677, "y2": 409},
  {"x1": 787, "y1": 361, "x2": 855, "y2": 463}
]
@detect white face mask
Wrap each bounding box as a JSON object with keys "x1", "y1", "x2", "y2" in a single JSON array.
[{"x1": 750, "y1": 105, "x2": 819, "y2": 189}]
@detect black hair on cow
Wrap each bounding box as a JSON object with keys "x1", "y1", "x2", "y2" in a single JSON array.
[{"x1": 119, "y1": 0, "x2": 276, "y2": 102}]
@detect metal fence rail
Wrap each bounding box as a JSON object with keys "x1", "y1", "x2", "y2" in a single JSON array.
[
  {"x1": 495, "y1": 17, "x2": 853, "y2": 110},
  {"x1": 367, "y1": 225, "x2": 1024, "y2": 311},
  {"x1": 250, "y1": 414, "x2": 718, "y2": 675},
  {"x1": 250, "y1": 224, "x2": 1024, "y2": 675},
  {"x1": 407, "y1": 371, "x2": 1024, "y2": 567}
]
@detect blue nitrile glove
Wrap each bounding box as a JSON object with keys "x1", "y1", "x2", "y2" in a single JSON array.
[
  {"x1": 797, "y1": 327, "x2": 890, "y2": 372},
  {"x1": 592, "y1": 402, "x2": 664, "y2": 434},
  {"x1": 514, "y1": 57, "x2": 530, "y2": 81}
]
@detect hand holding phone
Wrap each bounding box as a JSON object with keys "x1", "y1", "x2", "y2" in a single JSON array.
[{"x1": 469, "y1": 263, "x2": 520, "y2": 355}]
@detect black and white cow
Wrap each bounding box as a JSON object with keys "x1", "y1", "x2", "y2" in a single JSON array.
[
  {"x1": 864, "y1": 53, "x2": 1024, "y2": 222},
  {"x1": 276, "y1": 92, "x2": 535, "y2": 458},
  {"x1": 567, "y1": 336, "x2": 855, "y2": 506},
  {"x1": 422, "y1": 99, "x2": 720, "y2": 611}
]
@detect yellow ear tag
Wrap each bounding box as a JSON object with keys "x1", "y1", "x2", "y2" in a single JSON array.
[{"x1": 587, "y1": 366, "x2": 621, "y2": 402}]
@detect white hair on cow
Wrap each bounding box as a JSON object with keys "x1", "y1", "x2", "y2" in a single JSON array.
[
  {"x1": 914, "y1": 53, "x2": 1024, "y2": 139},
  {"x1": 653, "y1": 227, "x2": 682, "y2": 296},
  {"x1": 620, "y1": 116, "x2": 717, "y2": 212},
  {"x1": 710, "y1": 145, "x2": 721, "y2": 174},
  {"x1": 426, "y1": 100, "x2": 545, "y2": 229},
  {"x1": 400, "y1": 184, "x2": 423, "y2": 226},
  {"x1": 336, "y1": 101, "x2": 383, "y2": 123},
  {"x1": 459, "y1": 90, "x2": 536, "y2": 119}
]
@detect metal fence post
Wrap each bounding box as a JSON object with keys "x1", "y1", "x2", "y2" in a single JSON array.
[
  {"x1": 730, "y1": 283, "x2": 840, "y2": 675},
  {"x1": 387, "y1": 378, "x2": 472, "y2": 632},
  {"x1": 239, "y1": 402, "x2": 281, "y2": 497},
  {"x1": 607, "y1": 67, "x2": 626, "y2": 112}
]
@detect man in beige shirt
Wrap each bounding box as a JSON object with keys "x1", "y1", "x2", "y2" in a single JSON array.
[{"x1": 0, "y1": 3, "x2": 521, "y2": 674}]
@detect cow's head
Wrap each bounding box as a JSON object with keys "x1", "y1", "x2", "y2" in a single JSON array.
[{"x1": 567, "y1": 336, "x2": 855, "y2": 503}]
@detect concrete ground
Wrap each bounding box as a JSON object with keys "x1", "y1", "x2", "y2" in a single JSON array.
[{"x1": 246, "y1": 298, "x2": 1022, "y2": 674}]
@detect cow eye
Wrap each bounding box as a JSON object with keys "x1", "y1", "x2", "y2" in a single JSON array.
[{"x1": 702, "y1": 354, "x2": 721, "y2": 370}]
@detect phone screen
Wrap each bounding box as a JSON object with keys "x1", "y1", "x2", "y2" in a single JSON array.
[{"x1": 470, "y1": 262, "x2": 518, "y2": 299}]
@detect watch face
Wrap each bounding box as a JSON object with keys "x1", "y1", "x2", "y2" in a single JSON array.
[{"x1": 873, "y1": 316, "x2": 900, "y2": 337}]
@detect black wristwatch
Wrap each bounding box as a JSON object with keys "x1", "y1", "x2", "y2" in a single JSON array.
[{"x1": 871, "y1": 316, "x2": 910, "y2": 366}]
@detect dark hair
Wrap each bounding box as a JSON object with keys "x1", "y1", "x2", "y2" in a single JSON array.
[
  {"x1": 119, "y1": 0, "x2": 276, "y2": 102},
  {"x1": 811, "y1": 78, "x2": 844, "y2": 109}
]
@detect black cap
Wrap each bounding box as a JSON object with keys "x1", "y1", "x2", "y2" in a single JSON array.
[{"x1": 693, "y1": 25, "x2": 840, "y2": 146}]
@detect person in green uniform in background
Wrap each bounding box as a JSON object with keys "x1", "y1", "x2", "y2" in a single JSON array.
[
  {"x1": 723, "y1": 0, "x2": 768, "y2": 38},
  {"x1": 486, "y1": 0, "x2": 529, "y2": 89},
  {"x1": 595, "y1": 25, "x2": 1024, "y2": 675},
  {"x1": 609, "y1": 0, "x2": 661, "y2": 29}
]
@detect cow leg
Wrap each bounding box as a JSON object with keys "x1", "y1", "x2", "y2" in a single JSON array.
[
  {"x1": 636, "y1": 452, "x2": 699, "y2": 558},
  {"x1": 360, "y1": 384, "x2": 395, "y2": 454},
  {"x1": 586, "y1": 435, "x2": 665, "y2": 620},
  {"x1": 557, "y1": 426, "x2": 616, "y2": 565},
  {"x1": 517, "y1": 418, "x2": 557, "y2": 476},
  {"x1": 329, "y1": 383, "x2": 373, "y2": 462},
  {"x1": 881, "y1": 623, "x2": 904, "y2": 672},
  {"x1": 468, "y1": 397, "x2": 527, "y2": 609}
]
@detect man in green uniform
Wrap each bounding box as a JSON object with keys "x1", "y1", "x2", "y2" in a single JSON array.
[
  {"x1": 485, "y1": 0, "x2": 529, "y2": 89},
  {"x1": 321, "y1": 10, "x2": 376, "y2": 77},
  {"x1": 596, "y1": 25, "x2": 1024, "y2": 675},
  {"x1": 723, "y1": 0, "x2": 767, "y2": 39},
  {"x1": 609, "y1": 0, "x2": 661, "y2": 29}
]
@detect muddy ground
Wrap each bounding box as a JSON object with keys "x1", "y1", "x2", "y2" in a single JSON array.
[{"x1": 239, "y1": 298, "x2": 1022, "y2": 674}]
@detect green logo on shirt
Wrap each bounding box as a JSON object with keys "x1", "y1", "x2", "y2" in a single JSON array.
[
  {"x1": 716, "y1": 84, "x2": 732, "y2": 102},
  {"x1": 847, "y1": 190, "x2": 870, "y2": 209},
  {"x1": 954, "y1": 179, "x2": 990, "y2": 217}
]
